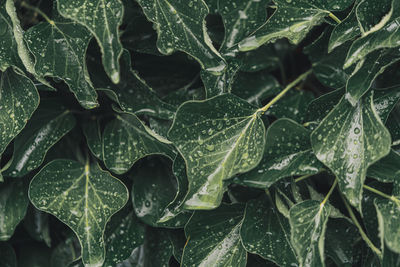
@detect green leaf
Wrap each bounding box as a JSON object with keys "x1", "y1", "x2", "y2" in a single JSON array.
[
  {"x1": 29, "y1": 159, "x2": 129, "y2": 267},
  {"x1": 0, "y1": 68, "x2": 39, "y2": 156},
  {"x1": 131, "y1": 157, "x2": 190, "y2": 228},
  {"x1": 373, "y1": 86, "x2": 400, "y2": 123},
  {"x1": 23, "y1": 206, "x2": 51, "y2": 246},
  {"x1": 236, "y1": 119, "x2": 322, "y2": 188},
  {"x1": 82, "y1": 118, "x2": 103, "y2": 160},
  {"x1": 367, "y1": 149, "x2": 400, "y2": 182},
  {"x1": 5, "y1": 101, "x2": 76, "y2": 177},
  {"x1": 238, "y1": 0, "x2": 354, "y2": 51},
  {"x1": 240, "y1": 195, "x2": 298, "y2": 266},
  {"x1": 103, "y1": 113, "x2": 175, "y2": 174},
  {"x1": 0, "y1": 242, "x2": 17, "y2": 267},
  {"x1": 356, "y1": 0, "x2": 392, "y2": 35},
  {"x1": 238, "y1": 44, "x2": 281, "y2": 73},
  {"x1": 289, "y1": 200, "x2": 331, "y2": 267},
  {"x1": 24, "y1": 19, "x2": 98, "y2": 109},
  {"x1": 168, "y1": 94, "x2": 265, "y2": 209},
  {"x1": 136, "y1": 0, "x2": 226, "y2": 73},
  {"x1": 374, "y1": 199, "x2": 400, "y2": 254},
  {"x1": 311, "y1": 92, "x2": 391, "y2": 208},
  {"x1": 51, "y1": 236, "x2": 81, "y2": 267},
  {"x1": 0, "y1": 179, "x2": 28, "y2": 240},
  {"x1": 168, "y1": 230, "x2": 186, "y2": 263},
  {"x1": 57, "y1": 0, "x2": 124, "y2": 83},
  {"x1": 305, "y1": 88, "x2": 344, "y2": 125},
  {"x1": 182, "y1": 203, "x2": 247, "y2": 267}
]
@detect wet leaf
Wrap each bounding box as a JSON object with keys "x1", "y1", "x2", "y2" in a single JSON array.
[
  {"x1": 367, "y1": 149, "x2": 400, "y2": 182},
  {"x1": 375, "y1": 199, "x2": 400, "y2": 254}
]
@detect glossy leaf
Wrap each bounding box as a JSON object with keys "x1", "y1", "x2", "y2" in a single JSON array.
[
  {"x1": 57, "y1": 0, "x2": 124, "y2": 83},
  {"x1": 356, "y1": 0, "x2": 392, "y2": 35},
  {"x1": 367, "y1": 149, "x2": 400, "y2": 182},
  {"x1": 24, "y1": 19, "x2": 98, "y2": 109},
  {"x1": 182, "y1": 203, "x2": 247, "y2": 267},
  {"x1": 29, "y1": 159, "x2": 129, "y2": 267},
  {"x1": 374, "y1": 199, "x2": 400, "y2": 254},
  {"x1": 0, "y1": 179, "x2": 29, "y2": 240},
  {"x1": 373, "y1": 86, "x2": 400, "y2": 123},
  {"x1": 236, "y1": 119, "x2": 322, "y2": 188},
  {"x1": 0, "y1": 68, "x2": 39, "y2": 156},
  {"x1": 168, "y1": 94, "x2": 265, "y2": 209},
  {"x1": 103, "y1": 113, "x2": 175, "y2": 174},
  {"x1": 5, "y1": 102, "x2": 76, "y2": 177},
  {"x1": 240, "y1": 195, "x2": 298, "y2": 266},
  {"x1": 311, "y1": 92, "x2": 391, "y2": 208},
  {"x1": 238, "y1": 0, "x2": 354, "y2": 51},
  {"x1": 289, "y1": 200, "x2": 331, "y2": 267},
  {"x1": 136, "y1": 0, "x2": 226, "y2": 73}
]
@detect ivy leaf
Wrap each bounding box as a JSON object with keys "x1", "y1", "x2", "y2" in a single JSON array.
[
  {"x1": 0, "y1": 68, "x2": 39, "y2": 156},
  {"x1": 168, "y1": 94, "x2": 265, "y2": 209},
  {"x1": 136, "y1": 0, "x2": 226, "y2": 73},
  {"x1": 240, "y1": 195, "x2": 298, "y2": 266},
  {"x1": 24, "y1": 19, "x2": 98, "y2": 109},
  {"x1": 367, "y1": 149, "x2": 400, "y2": 182},
  {"x1": 5, "y1": 101, "x2": 76, "y2": 177},
  {"x1": 374, "y1": 199, "x2": 400, "y2": 254},
  {"x1": 0, "y1": 242, "x2": 16, "y2": 267},
  {"x1": 57, "y1": 0, "x2": 124, "y2": 83},
  {"x1": 289, "y1": 200, "x2": 331, "y2": 267},
  {"x1": 0, "y1": 4, "x2": 22, "y2": 71},
  {"x1": 29, "y1": 159, "x2": 129, "y2": 267},
  {"x1": 103, "y1": 113, "x2": 175, "y2": 174},
  {"x1": 82, "y1": 118, "x2": 103, "y2": 160},
  {"x1": 356, "y1": 0, "x2": 392, "y2": 35},
  {"x1": 373, "y1": 86, "x2": 400, "y2": 123},
  {"x1": 238, "y1": 45, "x2": 281, "y2": 73},
  {"x1": 311, "y1": 92, "x2": 391, "y2": 208},
  {"x1": 182, "y1": 203, "x2": 247, "y2": 267},
  {"x1": 236, "y1": 119, "x2": 322, "y2": 188},
  {"x1": 238, "y1": 0, "x2": 354, "y2": 51},
  {"x1": 0, "y1": 179, "x2": 28, "y2": 240}
]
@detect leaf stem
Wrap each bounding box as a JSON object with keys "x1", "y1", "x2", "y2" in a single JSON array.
[
  {"x1": 257, "y1": 69, "x2": 312, "y2": 114},
  {"x1": 294, "y1": 174, "x2": 313, "y2": 183},
  {"x1": 341, "y1": 193, "x2": 383, "y2": 259},
  {"x1": 363, "y1": 184, "x2": 400, "y2": 206},
  {"x1": 320, "y1": 179, "x2": 337, "y2": 207},
  {"x1": 328, "y1": 12, "x2": 342, "y2": 24},
  {"x1": 21, "y1": 1, "x2": 55, "y2": 25}
]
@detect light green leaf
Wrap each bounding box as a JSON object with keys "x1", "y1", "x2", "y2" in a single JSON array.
[
  {"x1": 182, "y1": 203, "x2": 247, "y2": 267},
  {"x1": 136, "y1": 0, "x2": 226, "y2": 73},
  {"x1": 168, "y1": 94, "x2": 265, "y2": 209},
  {"x1": 0, "y1": 68, "x2": 39, "y2": 156},
  {"x1": 311, "y1": 92, "x2": 391, "y2": 208},
  {"x1": 57, "y1": 0, "x2": 123, "y2": 83},
  {"x1": 29, "y1": 159, "x2": 129, "y2": 267},
  {"x1": 240, "y1": 195, "x2": 298, "y2": 266},
  {"x1": 103, "y1": 113, "x2": 175, "y2": 174},
  {"x1": 289, "y1": 200, "x2": 331, "y2": 267},
  {"x1": 0, "y1": 242, "x2": 17, "y2": 267},
  {"x1": 238, "y1": 0, "x2": 354, "y2": 51},
  {"x1": 374, "y1": 199, "x2": 400, "y2": 254},
  {"x1": 236, "y1": 119, "x2": 323, "y2": 188},
  {"x1": 0, "y1": 179, "x2": 28, "y2": 240},
  {"x1": 24, "y1": 19, "x2": 98, "y2": 109}
]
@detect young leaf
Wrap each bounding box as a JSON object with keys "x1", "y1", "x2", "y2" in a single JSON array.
[
  {"x1": 182, "y1": 203, "x2": 247, "y2": 267},
  {"x1": 311, "y1": 92, "x2": 391, "y2": 208},
  {"x1": 29, "y1": 159, "x2": 129, "y2": 267},
  {"x1": 238, "y1": 0, "x2": 354, "y2": 51},
  {"x1": 24, "y1": 19, "x2": 98, "y2": 109},
  {"x1": 0, "y1": 68, "x2": 39, "y2": 156},
  {"x1": 240, "y1": 195, "x2": 298, "y2": 266},
  {"x1": 103, "y1": 113, "x2": 175, "y2": 174},
  {"x1": 236, "y1": 119, "x2": 322, "y2": 188},
  {"x1": 136, "y1": 0, "x2": 226, "y2": 73},
  {"x1": 57, "y1": 0, "x2": 124, "y2": 83},
  {"x1": 289, "y1": 200, "x2": 331, "y2": 267},
  {"x1": 168, "y1": 94, "x2": 265, "y2": 209},
  {"x1": 0, "y1": 179, "x2": 28, "y2": 240}
]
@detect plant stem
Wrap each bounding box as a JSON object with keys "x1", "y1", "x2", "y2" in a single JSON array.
[
  {"x1": 328, "y1": 12, "x2": 342, "y2": 24},
  {"x1": 341, "y1": 193, "x2": 383, "y2": 259},
  {"x1": 294, "y1": 174, "x2": 313, "y2": 183},
  {"x1": 363, "y1": 184, "x2": 400, "y2": 206},
  {"x1": 21, "y1": 1, "x2": 55, "y2": 25},
  {"x1": 320, "y1": 179, "x2": 337, "y2": 206},
  {"x1": 257, "y1": 69, "x2": 313, "y2": 114}
]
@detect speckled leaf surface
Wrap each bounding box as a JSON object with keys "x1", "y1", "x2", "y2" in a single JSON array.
[
  {"x1": 240, "y1": 196, "x2": 298, "y2": 266},
  {"x1": 289, "y1": 200, "x2": 331, "y2": 267},
  {"x1": 0, "y1": 4, "x2": 22, "y2": 71},
  {"x1": 311, "y1": 92, "x2": 391, "y2": 208},
  {"x1": 238, "y1": 0, "x2": 354, "y2": 51},
  {"x1": 0, "y1": 68, "x2": 39, "y2": 156},
  {"x1": 136, "y1": 0, "x2": 226, "y2": 73},
  {"x1": 0, "y1": 242, "x2": 17, "y2": 267},
  {"x1": 168, "y1": 94, "x2": 265, "y2": 209},
  {"x1": 24, "y1": 20, "x2": 98, "y2": 109},
  {"x1": 375, "y1": 199, "x2": 400, "y2": 254},
  {"x1": 237, "y1": 119, "x2": 322, "y2": 188},
  {"x1": 103, "y1": 113, "x2": 175, "y2": 174},
  {"x1": 182, "y1": 203, "x2": 247, "y2": 267},
  {"x1": 29, "y1": 159, "x2": 129, "y2": 267},
  {"x1": 57, "y1": 0, "x2": 124, "y2": 83},
  {"x1": 5, "y1": 102, "x2": 76, "y2": 178},
  {"x1": 0, "y1": 179, "x2": 28, "y2": 241},
  {"x1": 356, "y1": 0, "x2": 392, "y2": 35},
  {"x1": 373, "y1": 86, "x2": 400, "y2": 123}
]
